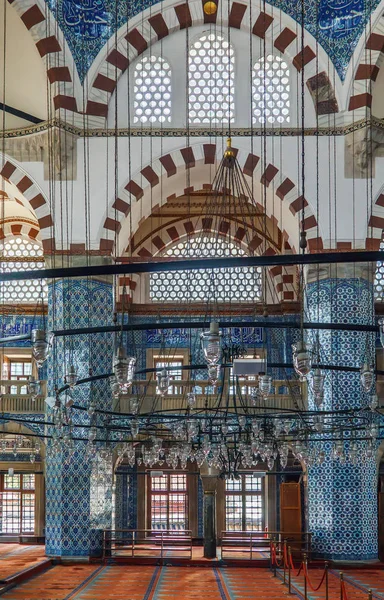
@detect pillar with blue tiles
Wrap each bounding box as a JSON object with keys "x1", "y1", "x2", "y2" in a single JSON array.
[
  {"x1": 45, "y1": 269, "x2": 114, "y2": 557},
  {"x1": 306, "y1": 264, "x2": 378, "y2": 560}
]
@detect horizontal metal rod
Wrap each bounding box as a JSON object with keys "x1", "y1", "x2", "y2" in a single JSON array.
[
  {"x1": 0, "y1": 251, "x2": 382, "y2": 282},
  {"x1": 51, "y1": 319, "x2": 379, "y2": 337},
  {"x1": 0, "y1": 101, "x2": 43, "y2": 124}
]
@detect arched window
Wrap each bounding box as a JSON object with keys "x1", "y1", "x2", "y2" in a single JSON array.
[
  {"x1": 133, "y1": 56, "x2": 172, "y2": 124},
  {"x1": 149, "y1": 236, "x2": 262, "y2": 302},
  {"x1": 252, "y1": 55, "x2": 290, "y2": 124},
  {"x1": 188, "y1": 33, "x2": 235, "y2": 124},
  {"x1": 0, "y1": 237, "x2": 47, "y2": 303}
]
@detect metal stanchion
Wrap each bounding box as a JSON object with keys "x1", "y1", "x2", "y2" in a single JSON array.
[
  {"x1": 288, "y1": 546, "x2": 292, "y2": 595},
  {"x1": 325, "y1": 562, "x2": 329, "y2": 600},
  {"x1": 283, "y1": 540, "x2": 287, "y2": 584},
  {"x1": 368, "y1": 590, "x2": 372, "y2": 600},
  {"x1": 303, "y1": 553, "x2": 308, "y2": 600},
  {"x1": 340, "y1": 572, "x2": 344, "y2": 600}
]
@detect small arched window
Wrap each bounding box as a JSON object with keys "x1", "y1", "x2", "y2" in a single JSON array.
[
  {"x1": 252, "y1": 55, "x2": 290, "y2": 124},
  {"x1": 0, "y1": 237, "x2": 47, "y2": 303},
  {"x1": 133, "y1": 56, "x2": 172, "y2": 124},
  {"x1": 188, "y1": 33, "x2": 235, "y2": 124}
]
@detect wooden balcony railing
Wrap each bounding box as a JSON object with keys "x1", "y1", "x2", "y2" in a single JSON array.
[
  {"x1": 0, "y1": 380, "x2": 47, "y2": 413},
  {"x1": 118, "y1": 379, "x2": 306, "y2": 413}
]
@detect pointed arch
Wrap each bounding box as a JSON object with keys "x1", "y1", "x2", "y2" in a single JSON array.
[{"x1": 86, "y1": 0, "x2": 339, "y2": 124}]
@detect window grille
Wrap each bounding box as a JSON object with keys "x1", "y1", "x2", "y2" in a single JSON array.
[
  {"x1": 149, "y1": 473, "x2": 188, "y2": 530},
  {"x1": 133, "y1": 56, "x2": 172, "y2": 124},
  {"x1": 188, "y1": 33, "x2": 234, "y2": 124},
  {"x1": 0, "y1": 473, "x2": 35, "y2": 534},
  {"x1": 252, "y1": 55, "x2": 290, "y2": 124},
  {"x1": 0, "y1": 237, "x2": 47, "y2": 304},
  {"x1": 149, "y1": 236, "x2": 262, "y2": 303},
  {"x1": 225, "y1": 474, "x2": 264, "y2": 531}
]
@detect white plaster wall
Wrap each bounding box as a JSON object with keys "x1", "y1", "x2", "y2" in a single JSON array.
[{"x1": 0, "y1": 0, "x2": 48, "y2": 128}]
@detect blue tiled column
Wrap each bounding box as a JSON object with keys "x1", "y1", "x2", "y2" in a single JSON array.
[
  {"x1": 45, "y1": 275, "x2": 113, "y2": 558},
  {"x1": 306, "y1": 264, "x2": 377, "y2": 560}
]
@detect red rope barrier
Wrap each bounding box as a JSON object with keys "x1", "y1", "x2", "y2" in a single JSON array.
[
  {"x1": 341, "y1": 580, "x2": 349, "y2": 600},
  {"x1": 303, "y1": 563, "x2": 327, "y2": 592}
]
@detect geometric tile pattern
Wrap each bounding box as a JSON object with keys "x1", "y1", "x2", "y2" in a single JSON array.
[
  {"x1": 306, "y1": 274, "x2": 378, "y2": 560},
  {"x1": 45, "y1": 278, "x2": 114, "y2": 557}
]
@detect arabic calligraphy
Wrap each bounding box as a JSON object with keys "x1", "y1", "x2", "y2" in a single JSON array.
[
  {"x1": 63, "y1": 0, "x2": 111, "y2": 40},
  {"x1": 318, "y1": 0, "x2": 364, "y2": 38}
]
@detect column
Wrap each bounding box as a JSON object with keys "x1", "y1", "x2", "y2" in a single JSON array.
[
  {"x1": 45, "y1": 268, "x2": 114, "y2": 558},
  {"x1": 306, "y1": 264, "x2": 378, "y2": 560},
  {"x1": 200, "y1": 466, "x2": 219, "y2": 558}
]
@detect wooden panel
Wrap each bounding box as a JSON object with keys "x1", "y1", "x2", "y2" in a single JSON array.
[{"x1": 280, "y1": 482, "x2": 301, "y2": 534}]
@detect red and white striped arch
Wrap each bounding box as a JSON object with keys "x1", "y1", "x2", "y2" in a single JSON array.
[
  {"x1": 0, "y1": 158, "x2": 54, "y2": 251},
  {"x1": 348, "y1": 13, "x2": 384, "y2": 118},
  {"x1": 99, "y1": 142, "x2": 324, "y2": 256},
  {"x1": 87, "y1": 0, "x2": 339, "y2": 124},
  {"x1": 7, "y1": 0, "x2": 83, "y2": 119},
  {"x1": 120, "y1": 213, "x2": 298, "y2": 302}
]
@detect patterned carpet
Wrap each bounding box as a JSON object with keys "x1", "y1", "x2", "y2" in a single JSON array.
[
  {"x1": 1, "y1": 561, "x2": 383, "y2": 600},
  {"x1": 0, "y1": 545, "x2": 47, "y2": 581}
]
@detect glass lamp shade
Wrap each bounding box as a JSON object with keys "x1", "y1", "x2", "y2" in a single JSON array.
[
  {"x1": 292, "y1": 341, "x2": 313, "y2": 377},
  {"x1": 200, "y1": 322, "x2": 222, "y2": 366},
  {"x1": 360, "y1": 363, "x2": 375, "y2": 392},
  {"x1": 157, "y1": 369, "x2": 170, "y2": 396},
  {"x1": 187, "y1": 392, "x2": 196, "y2": 408},
  {"x1": 258, "y1": 374, "x2": 272, "y2": 397},
  {"x1": 208, "y1": 364, "x2": 221, "y2": 385},
  {"x1": 27, "y1": 375, "x2": 40, "y2": 399},
  {"x1": 370, "y1": 394, "x2": 378, "y2": 411},
  {"x1": 113, "y1": 346, "x2": 136, "y2": 387},
  {"x1": 31, "y1": 329, "x2": 54, "y2": 367},
  {"x1": 64, "y1": 365, "x2": 78, "y2": 389},
  {"x1": 311, "y1": 368, "x2": 325, "y2": 407},
  {"x1": 379, "y1": 317, "x2": 384, "y2": 348}
]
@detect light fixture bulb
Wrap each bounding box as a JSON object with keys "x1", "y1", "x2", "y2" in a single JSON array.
[
  {"x1": 187, "y1": 391, "x2": 196, "y2": 408},
  {"x1": 113, "y1": 346, "x2": 136, "y2": 387},
  {"x1": 64, "y1": 365, "x2": 78, "y2": 389},
  {"x1": 157, "y1": 369, "x2": 170, "y2": 396},
  {"x1": 27, "y1": 375, "x2": 40, "y2": 400},
  {"x1": 200, "y1": 322, "x2": 222, "y2": 366},
  {"x1": 31, "y1": 329, "x2": 54, "y2": 367},
  {"x1": 292, "y1": 341, "x2": 313, "y2": 378},
  {"x1": 258, "y1": 374, "x2": 272, "y2": 397},
  {"x1": 360, "y1": 363, "x2": 375, "y2": 392},
  {"x1": 379, "y1": 317, "x2": 384, "y2": 348},
  {"x1": 311, "y1": 368, "x2": 325, "y2": 407},
  {"x1": 208, "y1": 363, "x2": 221, "y2": 385}
]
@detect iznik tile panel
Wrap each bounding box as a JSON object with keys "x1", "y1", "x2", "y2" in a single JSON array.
[{"x1": 306, "y1": 276, "x2": 378, "y2": 560}]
